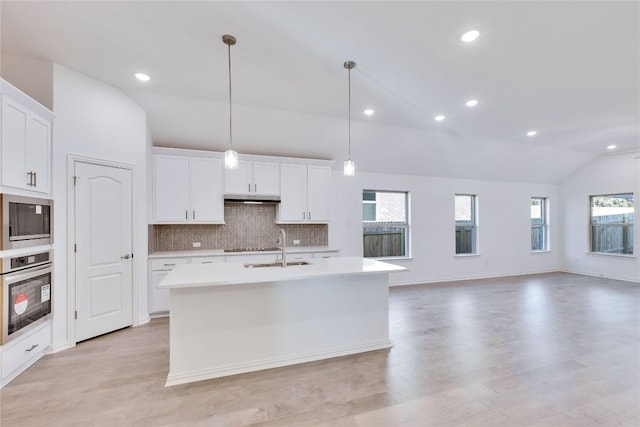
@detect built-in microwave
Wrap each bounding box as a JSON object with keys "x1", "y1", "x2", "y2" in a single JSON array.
[{"x1": 1, "y1": 194, "x2": 53, "y2": 250}]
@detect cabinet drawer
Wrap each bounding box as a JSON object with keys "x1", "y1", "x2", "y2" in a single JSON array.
[
  {"x1": 227, "y1": 254, "x2": 277, "y2": 263},
  {"x1": 313, "y1": 251, "x2": 340, "y2": 258},
  {"x1": 190, "y1": 256, "x2": 226, "y2": 264},
  {"x1": 150, "y1": 258, "x2": 189, "y2": 271},
  {"x1": 2, "y1": 322, "x2": 50, "y2": 380}
]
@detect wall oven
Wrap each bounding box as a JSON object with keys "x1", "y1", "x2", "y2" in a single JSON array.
[
  {"x1": 1, "y1": 250, "x2": 52, "y2": 344},
  {"x1": 1, "y1": 194, "x2": 53, "y2": 250}
]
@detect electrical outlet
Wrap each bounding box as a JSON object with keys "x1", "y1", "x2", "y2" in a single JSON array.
[
  {"x1": 192, "y1": 242, "x2": 201, "y2": 248},
  {"x1": 293, "y1": 240, "x2": 300, "y2": 245}
]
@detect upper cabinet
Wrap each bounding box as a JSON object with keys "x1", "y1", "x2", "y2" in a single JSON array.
[
  {"x1": 0, "y1": 79, "x2": 53, "y2": 196},
  {"x1": 277, "y1": 164, "x2": 331, "y2": 224},
  {"x1": 153, "y1": 152, "x2": 224, "y2": 224},
  {"x1": 224, "y1": 159, "x2": 279, "y2": 196}
]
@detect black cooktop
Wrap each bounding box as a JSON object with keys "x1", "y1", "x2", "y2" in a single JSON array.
[{"x1": 223, "y1": 247, "x2": 281, "y2": 253}]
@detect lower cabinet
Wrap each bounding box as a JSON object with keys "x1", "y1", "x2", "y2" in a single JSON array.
[
  {"x1": 149, "y1": 256, "x2": 226, "y2": 315},
  {"x1": 1, "y1": 320, "x2": 51, "y2": 388}
]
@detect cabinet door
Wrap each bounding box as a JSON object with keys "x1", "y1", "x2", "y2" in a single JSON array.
[
  {"x1": 253, "y1": 161, "x2": 279, "y2": 195},
  {"x1": 277, "y1": 163, "x2": 307, "y2": 222},
  {"x1": 224, "y1": 160, "x2": 252, "y2": 194},
  {"x1": 154, "y1": 155, "x2": 189, "y2": 222},
  {"x1": 150, "y1": 270, "x2": 171, "y2": 313},
  {"x1": 306, "y1": 165, "x2": 331, "y2": 222},
  {"x1": 1, "y1": 96, "x2": 29, "y2": 190},
  {"x1": 190, "y1": 157, "x2": 224, "y2": 223},
  {"x1": 26, "y1": 114, "x2": 51, "y2": 194}
]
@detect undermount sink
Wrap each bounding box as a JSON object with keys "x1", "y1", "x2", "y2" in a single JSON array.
[{"x1": 244, "y1": 261, "x2": 311, "y2": 268}]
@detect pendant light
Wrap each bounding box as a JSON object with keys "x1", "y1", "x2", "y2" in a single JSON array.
[
  {"x1": 343, "y1": 60, "x2": 356, "y2": 176},
  {"x1": 222, "y1": 34, "x2": 239, "y2": 169}
]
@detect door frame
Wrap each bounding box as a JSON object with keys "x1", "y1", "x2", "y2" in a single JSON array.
[{"x1": 67, "y1": 154, "x2": 137, "y2": 345}]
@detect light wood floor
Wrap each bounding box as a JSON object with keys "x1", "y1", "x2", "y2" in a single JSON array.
[{"x1": 1, "y1": 272, "x2": 638, "y2": 426}]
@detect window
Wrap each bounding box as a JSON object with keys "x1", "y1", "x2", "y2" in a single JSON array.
[
  {"x1": 590, "y1": 193, "x2": 634, "y2": 254},
  {"x1": 455, "y1": 194, "x2": 477, "y2": 254},
  {"x1": 531, "y1": 197, "x2": 548, "y2": 251},
  {"x1": 362, "y1": 191, "x2": 409, "y2": 258}
]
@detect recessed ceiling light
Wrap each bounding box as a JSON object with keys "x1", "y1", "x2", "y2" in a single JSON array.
[
  {"x1": 526, "y1": 130, "x2": 537, "y2": 137},
  {"x1": 134, "y1": 73, "x2": 151, "y2": 82},
  {"x1": 435, "y1": 115, "x2": 446, "y2": 122},
  {"x1": 363, "y1": 109, "x2": 374, "y2": 116},
  {"x1": 607, "y1": 144, "x2": 617, "y2": 150},
  {"x1": 461, "y1": 30, "x2": 480, "y2": 43},
  {"x1": 465, "y1": 99, "x2": 479, "y2": 107}
]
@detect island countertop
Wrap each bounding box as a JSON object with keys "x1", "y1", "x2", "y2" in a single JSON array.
[{"x1": 159, "y1": 256, "x2": 406, "y2": 289}]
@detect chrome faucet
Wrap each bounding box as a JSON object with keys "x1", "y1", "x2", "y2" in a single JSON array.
[{"x1": 276, "y1": 228, "x2": 287, "y2": 267}]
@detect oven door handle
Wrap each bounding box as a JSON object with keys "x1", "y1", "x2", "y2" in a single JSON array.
[{"x1": 2, "y1": 264, "x2": 53, "y2": 284}]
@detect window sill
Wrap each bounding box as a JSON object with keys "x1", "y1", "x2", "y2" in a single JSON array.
[
  {"x1": 531, "y1": 250, "x2": 552, "y2": 254},
  {"x1": 370, "y1": 256, "x2": 413, "y2": 261},
  {"x1": 585, "y1": 252, "x2": 636, "y2": 259},
  {"x1": 454, "y1": 253, "x2": 480, "y2": 258}
]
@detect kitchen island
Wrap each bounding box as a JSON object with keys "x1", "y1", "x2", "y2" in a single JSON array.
[{"x1": 159, "y1": 256, "x2": 406, "y2": 386}]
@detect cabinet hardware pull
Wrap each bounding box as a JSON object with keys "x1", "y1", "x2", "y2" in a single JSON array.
[
  {"x1": 193, "y1": 210, "x2": 195, "y2": 219},
  {"x1": 121, "y1": 254, "x2": 131, "y2": 259},
  {"x1": 163, "y1": 263, "x2": 176, "y2": 266},
  {"x1": 26, "y1": 172, "x2": 34, "y2": 186},
  {"x1": 25, "y1": 344, "x2": 38, "y2": 352},
  {"x1": 248, "y1": 183, "x2": 251, "y2": 192},
  {"x1": 186, "y1": 210, "x2": 188, "y2": 220},
  {"x1": 33, "y1": 172, "x2": 37, "y2": 187},
  {"x1": 308, "y1": 211, "x2": 311, "y2": 220},
  {"x1": 254, "y1": 183, "x2": 257, "y2": 192}
]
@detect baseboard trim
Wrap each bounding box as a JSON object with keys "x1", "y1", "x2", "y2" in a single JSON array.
[
  {"x1": 46, "y1": 341, "x2": 74, "y2": 354},
  {"x1": 560, "y1": 268, "x2": 640, "y2": 284},
  {"x1": 136, "y1": 314, "x2": 151, "y2": 325},
  {"x1": 390, "y1": 269, "x2": 561, "y2": 287},
  {"x1": 165, "y1": 339, "x2": 393, "y2": 387}
]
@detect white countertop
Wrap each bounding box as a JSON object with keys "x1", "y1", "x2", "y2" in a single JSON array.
[
  {"x1": 159, "y1": 256, "x2": 406, "y2": 289},
  {"x1": 148, "y1": 246, "x2": 339, "y2": 259}
]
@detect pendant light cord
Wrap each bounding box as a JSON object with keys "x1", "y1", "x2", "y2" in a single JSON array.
[
  {"x1": 227, "y1": 42, "x2": 233, "y2": 149},
  {"x1": 348, "y1": 66, "x2": 351, "y2": 160}
]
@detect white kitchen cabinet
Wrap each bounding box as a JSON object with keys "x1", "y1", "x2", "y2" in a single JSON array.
[
  {"x1": 0, "y1": 320, "x2": 51, "y2": 388},
  {"x1": 224, "y1": 160, "x2": 279, "y2": 196},
  {"x1": 149, "y1": 256, "x2": 226, "y2": 314},
  {"x1": 277, "y1": 163, "x2": 331, "y2": 223},
  {"x1": 149, "y1": 257, "x2": 189, "y2": 314},
  {"x1": 0, "y1": 79, "x2": 53, "y2": 195},
  {"x1": 153, "y1": 154, "x2": 224, "y2": 223}
]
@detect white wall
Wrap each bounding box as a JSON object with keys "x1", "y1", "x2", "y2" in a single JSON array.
[
  {"x1": 0, "y1": 55, "x2": 53, "y2": 109},
  {"x1": 560, "y1": 152, "x2": 640, "y2": 282},
  {"x1": 51, "y1": 64, "x2": 148, "y2": 350},
  {"x1": 330, "y1": 171, "x2": 560, "y2": 285}
]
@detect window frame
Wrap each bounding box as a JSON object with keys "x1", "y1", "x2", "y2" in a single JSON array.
[
  {"x1": 589, "y1": 193, "x2": 634, "y2": 256},
  {"x1": 531, "y1": 197, "x2": 549, "y2": 252},
  {"x1": 455, "y1": 194, "x2": 478, "y2": 255},
  {"x1": 362, "y1": 190, "x2": 411, "y2": 260}
]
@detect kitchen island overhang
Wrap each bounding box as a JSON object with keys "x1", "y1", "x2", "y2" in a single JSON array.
[{"x1": 159, "y1": 256, "x2": 406, "y2": 387}]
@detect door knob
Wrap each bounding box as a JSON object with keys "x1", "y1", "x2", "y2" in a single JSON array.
[{"x1": 121, "y1": 254, "x2": 131, "y2": 260}]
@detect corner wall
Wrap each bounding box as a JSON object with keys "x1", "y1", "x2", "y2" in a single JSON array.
[
  {"x1": 51, "y1": 64, "x2": 149, "y2": 350},
  {"x1": 559, "y1": 152, "x2": 640, "y2": 282},
  {"x1": 330, "y1": 171, "x2": 561, "y2": 285}
]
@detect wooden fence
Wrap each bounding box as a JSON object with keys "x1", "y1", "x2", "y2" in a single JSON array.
[
  {"x1": 363, "y1": 224, "x2": 405, "y2": 257},
  {"x1": 591, "y1": 224, "x2": 634, "y2": 254}
]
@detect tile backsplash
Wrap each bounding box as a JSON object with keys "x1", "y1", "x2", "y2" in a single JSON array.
[{"x1": 149, "y1": 203, "x2": 328, "y2": 252}]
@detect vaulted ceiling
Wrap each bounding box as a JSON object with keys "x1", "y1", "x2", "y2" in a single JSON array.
[{"x1": 1, "y1": 1, "x2": 638, "y2": 183}]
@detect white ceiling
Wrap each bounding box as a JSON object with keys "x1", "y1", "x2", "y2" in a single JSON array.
[{"x1": 1, "y1": 1, "x2": 638, "y2": 183}]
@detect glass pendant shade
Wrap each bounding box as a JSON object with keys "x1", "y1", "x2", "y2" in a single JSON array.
[
  {"x1": 224, "y1": 149, "x2": 239, "y2": 169},
  {"x1": 344, "y1": 159, "x2": 355, "y2": 177}
]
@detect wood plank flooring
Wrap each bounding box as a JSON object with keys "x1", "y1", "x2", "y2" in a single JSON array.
[{"x1": 1, "y1": 272, "x2": 638, "y2": 426}]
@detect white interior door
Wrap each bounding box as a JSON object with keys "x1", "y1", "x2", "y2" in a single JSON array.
[{"x1": 75, "y1": 161, "x2": 133, "y2": 342}]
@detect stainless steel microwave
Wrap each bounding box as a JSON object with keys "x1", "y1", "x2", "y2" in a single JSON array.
[{"x1": 1, "y1": 194, "x2": 53, "y2": 250}]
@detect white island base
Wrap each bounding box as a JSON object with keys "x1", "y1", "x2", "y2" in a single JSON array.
[{"x1": 161, "y1": 257, "x2": 404, "y2": 387}]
